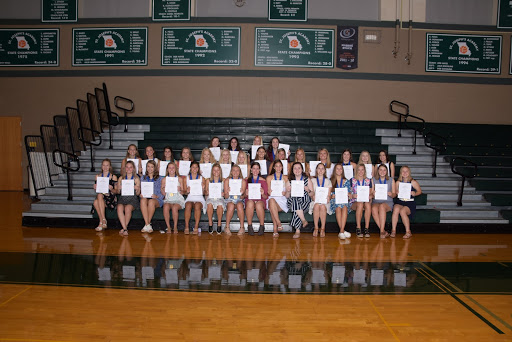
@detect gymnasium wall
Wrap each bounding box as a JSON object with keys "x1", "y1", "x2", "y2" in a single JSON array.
[{"x1": 0, "y1": 0, "x2": 511, "y2": 188}]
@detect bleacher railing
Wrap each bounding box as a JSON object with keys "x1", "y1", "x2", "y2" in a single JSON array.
[
  {"x1": 390, "y1": 100, "x2": 446, "y2": 178},
  {"x1": 450, "y1": 157, "x2": 478, "y2": 207}
]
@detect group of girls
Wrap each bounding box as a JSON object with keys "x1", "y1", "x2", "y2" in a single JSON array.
[{"x1": 92, "y1": 136, "x2": 421, "y2": 239}]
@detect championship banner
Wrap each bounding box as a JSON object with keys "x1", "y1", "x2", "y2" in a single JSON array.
[{"x1": 336, "y1": 26, "x2": 358, "y2": 70}]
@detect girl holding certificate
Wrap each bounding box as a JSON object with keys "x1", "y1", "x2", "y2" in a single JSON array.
[
  {"x1": 269, "y1": 148, "x2": 288, "y2": 175},
  {"x1": 140, "y1": 160, "x2": 164, "y2": 233},
  {"x1": 292, "y1": 148, "x2": 310, "y2": 176},
  {"x1": 161, "y1": 162, "x2": 185, "y2": 234},
  {"x1": 177, "y1": 147, "x2": 194, "y2": 180},
  {"x1": 121, "y1": 144, "x2": 142, "y2": 176},
  {"x1": 329, "y1": 163, "x2": 352, "y2": 240},
  {"x1": 184, "y1": 161, "x2": 205, "y2": 235},
  {"x1": 205, "y1": 163, "x2": 225, "y2": 235},
  {"x1": 116, "y1": 160, "x2": 141, "y2": 236},
  {"x1": 374, "y1": 150, "x2": 395, "y2": 179},
  {"x1": 245, "y1": 162, "x2": 268, "y2": 236},
  {"x1": 200, "y1": 147, "x2": 217, "y2": 164},
  {"x1": 157, "y1": 146, "x2": 175, "y2": 177},
  {"x1": 266, "y1": 137, "x2": 281, "y2": 162},
  {"x1": 266, "y1": 160, "x2": 290, "y2": 237},
  {"x1": 371, "y1": 164, "x2": 396, "y2": 239},
  {"x1": 141, "y1": 145, "x2": 159, "y2": 176},
  {"x1": 287, "y1": 162, "x2": 312, "y2": 239},
  {"x1": 92, "y1": 159, "x2": 118, "y2": 231},
  {"x1": 229, "y1": 137, "x2": 242, "y2": 151},
  {"x1": 350, "y1": 163, "x2": 374, "y2": 238},
  {"x1": 391, "y1": 166, "x2": 422, "y2": 239},
  {"x1": 307, "y1": 163, "x2": 332, "y2": 238},
  {"x1": 236, "y1": 151, "x2": 250, "y2": 179},
  {"x1": 224, "y1": 164, "x2": 247, "y2": 236},
  {"x1": 358, "y1": 150, "x2": 373, "y2": 178},
  {"x1": 254, "y1": 146, "x2": 271, "y2": 177},
  {"x1": 340, "y1": 149, "x2": 357, "y2": 179},
  {"x1": 316, "y1": 148, "x2": 334, "y2": 178},
  {"x1": 209, "y1": 136, "x2": 221, "y2": 149}
]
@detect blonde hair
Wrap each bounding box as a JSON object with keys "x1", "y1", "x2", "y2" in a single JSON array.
[
  {"x1": 398, "y1": 165, "x2": 413, "y2": 183},
  {"x1": 356, "y1": 162, "x2": 368, "y2": 179},
  {"x1": 294, "y1": 148, "x2": 306, "y2": 163},
  {"x1": 209, "y1": 163, "x2": 223, "y2": 182},
  {"x1": 200, "y1": 147, "x2": 217, "y2": 163},
  {"x1": 101, "y1": 158, "x2": 113, "y2": 175},
  {"x1": 358, "y1": 150, "x2": 372, "y2": 164},
  {"x1": 316, "y1": 148, "x2": 332, "y2": 168},
  {"x1": 237, "y1": 151, "x2": 249, "y2": 166},
  {"x1": 122, "y1": 160, "x2": 139, "y2": 179},
  {"x1": 229, "y1": 164, "x2": 242, "y2": 179},
  {"x1": 253, "y1": 135, "x2": 263, "y2": 146},
  {"x1": 220, "y1": 148, "x2": 232, "y2": 164},
  {"x1": 165, "y1": 161, "x2": 178, "y2": 177}
]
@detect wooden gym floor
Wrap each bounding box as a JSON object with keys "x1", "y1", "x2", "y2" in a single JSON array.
[{"x1": 0, "y1": 191, "x2": 511, "y2": 341}]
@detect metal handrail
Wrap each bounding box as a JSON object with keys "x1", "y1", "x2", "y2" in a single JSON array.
[
  {"x1": 52, "y1": 149, "x2": 80, "y2": 201},
  {"x1": 390, "y1": 100, "x2": 426, "y2": 154},
  {"x1": 25, "y1": 135, "x2": 52, "y2": 199},
  {"x1": 450, "y1": 157, "x2": 478, "y2": 207},
  {"x1": 77, "y1": 126, "x2": 102, "y2": 172},
  {"x1": 424, "y1": 131, "x2": 447, "y2": 177},
  {"x1": 114, "y1": 95, "x2": 134, "y2": 133}
]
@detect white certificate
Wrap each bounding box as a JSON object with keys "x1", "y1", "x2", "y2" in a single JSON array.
[
  {"x1": 375, "y1": 183, "x2": 388, "y2": 200},
  {"x1": 209, "y1": 147, "x2": 221, "y2": 161},
  {"x1": 159, "y1": 161, "x2": 169, "y2": 177},
  {"x1": 141, "y1": 181, "x2": 154, "y2": 198},
  {"x1": 301, "y1": 163, "x2": 306, "y2": 172},
  {"x1": 251, "y1": 145, "x2": 263, "y2": 160},
  {"x1": 165, "y1": 176, "x2": 178, "y2": 194},
  {"x1": 230, "y1": 151, "x2": 239, "y2": 163},
  {"x1": 248, "y1": 183, "x2": 261, "y2": 200},
  {"x1": 398, "y1": 182, "x2": 412, "y2": 200},
  {"x1": 127, "y1": 158, "x2": 139, "y2": 174},
  {"x1": 200, "y1": 163, "x2": 212, "y2": 179},
  {"x1": 121, "y1": 179, "x2": 135, "y2": 196},
  {"x1": 278, "y1": 143, "x2": 290, "y2": 156},
  {"x1": 238, "y1": 164, "x2": 248, "y2": 178},
  {"x1": 326, "y1": 164, "x2": 335, "y2": 179},
  {"x1": 220, "y1": 163, "x2": 232, "y2": 179},
  {"x1": 356, "y1": 185, "x2": 370, "y2": 202},
  {"x1": 189, "y1": 179, "x2": 203, "y2": 196},
  {"x1": 141, "y1": 159, "x2": 150, "y2": 174},
  {"x1": 335, "y1": 187, "x2": 348, "y2": 204},
  {"x1": 281, "y1": 160, "x2": 288, "y2": 176},
  {"x1": 178, "y1": 160, "x2": 191, "y2": 176},
  {"x1": 96, "y1": 177, "x2": 109, "y2": 194},
  {"x1": 365, "y1": 164, "x2": 373, "y2": 178},
  {"x1": 315, "y1": 187, "x2": 329, "y2": 204},
  {"x1": 255, "y1": 160, "x2": 267, "y2": 175},
  {"x1": 291, "y1": 180, "x2": 304, "y2": 197},
  {"x1": 384, "y1": 162, "x2": 390, "y2": 176},
  {"x1": 209, "y1": 182, "x2": 222, "y2": 199},
  {"x1": 343, "y1": 165, "x2": 354, "y2": 179},
  {"x1": 271, "y1": 180, "x2": 284, "y2": 197},
  {"x1": 309, "y1": 161, "x2": 321, "y2": 177},
  {"x1": 229, "y1": 179, "x2": 242, "y2": 196}
]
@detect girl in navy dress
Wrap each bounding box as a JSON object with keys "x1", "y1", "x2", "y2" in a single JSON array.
[
  {"x1": 391, "y1": 166, "x2": 422, "y2": 239},
  {"x1": 374, "y1": 150, "x2": 395, "y2": 179},
  {"x1": 372, "y1": 164, "x2": 396, "y2": 238},
  {"x1": 93, "y1": 159, "x2": 118, "y2": 231},
  {"x1": 287, "y1": 162, "x2": 311, "y2": 239},
  {"x1": 350, "y1": 163, "x2": 374, "y2": 238}
]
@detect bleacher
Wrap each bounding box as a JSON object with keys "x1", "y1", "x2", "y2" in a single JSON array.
[{"x1": 22, "y1": 84, "x2": 512, "y2": 230}]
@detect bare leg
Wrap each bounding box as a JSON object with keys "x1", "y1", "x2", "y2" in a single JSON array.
[
  {"x1": 147, "y1": 199, "x2": 159, "y2": 225},
  {"x1": 313, "y1": 204, "x2": 320, "y2": 236},
  {"x1": 225, "y1": 202, "x2": 235, "y2": 234},
  {"x1": 364, "y1": 202, "x2": 371, "y2": 229},
  {"x1": 268, "y1": 199, "x2": 282, "y2": 233},
  {"x1": 319, "y1": 205, "x2": 327, "y2": 237},
  {"x1": 192, "y1": 202, "x2": 202, "y2": 233},
  {"x1": 245, "y1": 200, "x2": 255, "y2": 225},
  {"x1": 216, "y1": 205, "x2": 223, "y2": 228},
  {"x1": 391, "y1": 204, "x2": 402, "y2": 237},
  {"x1": 207, "y1": 203, "x2": 214, "y2": 225},
  {"x1": 355, "y1": 202, "x2": 363, "y2": 228},
  {"x1": 140, "y1": 198, "x2": 149, "y2": 226},
  {"x1": 163, "y1": 203, "x2": 172, "y2": 231},
  {"x1": 335, "y1": 207, "x2": 348, "y2": 233},
  {"x1": 171, "y1": 204, "x2": 180, "y2": 233},
  {"x1": 117, "y1": 204, "x2": 127, "y2": 230},
  {"x1": 255, "y1": 201, "x2": 265, "y2": 226},
  {"x1": 236, "y1": 201, "x2": 245, "y2": 232},
  {"x1": 184, "y1": 202, "x2": 193, "y2": 234},
  {"x1": 371, "y1": 204, "x2": 381, "y2": 230}
]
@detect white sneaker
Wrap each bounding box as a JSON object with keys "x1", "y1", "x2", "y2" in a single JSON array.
[
  {"x1": 146, "y1": 224, "x2": 153, "y2": 233},
  {"x1": 338, "y1": 232, "x2": 346, "y2": 240},
  {"x1": 343, "y1": 231, "x2": 351, "y2": 238},
  {"x1": 141, "y1": 225, "x2": 149, "y2": 232}
]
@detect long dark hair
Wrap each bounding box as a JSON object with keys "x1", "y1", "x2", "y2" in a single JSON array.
[{"x1": 288, "y1": 162, "x2": 306, "y2": 181}]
